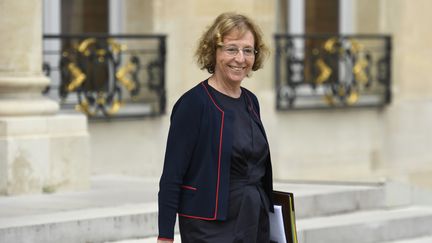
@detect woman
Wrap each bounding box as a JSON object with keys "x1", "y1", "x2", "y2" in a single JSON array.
[{"x1": 158, "y1": 12, "x2": 274, "y2": 243}]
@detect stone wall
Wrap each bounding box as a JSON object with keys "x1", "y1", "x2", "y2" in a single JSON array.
[
  {"x1": 89, "y1": 0, "x2": 432, "y2": 190},
  {"x1": 376, "y1": 0, "x2": 432, "y2": 187}
]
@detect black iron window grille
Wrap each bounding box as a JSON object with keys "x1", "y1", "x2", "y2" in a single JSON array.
[
  {"x1": 43, "y1": 34, "x2": 166, "y2": 119},
  {"x1": 275, "y1": 34, "x2": 391, "y2": 110}
]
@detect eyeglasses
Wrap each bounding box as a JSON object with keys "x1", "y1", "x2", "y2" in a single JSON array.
[{"x1": 220, "y1": 45, "x2": 257, "y2": 57}]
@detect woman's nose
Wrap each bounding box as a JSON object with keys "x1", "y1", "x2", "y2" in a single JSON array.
[{"x1": 234, "y1": 51, "x2": 246, "y2": 62}]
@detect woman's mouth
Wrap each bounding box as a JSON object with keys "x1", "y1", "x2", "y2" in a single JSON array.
[{"x1": 229, "y1": 65, "x2": 246, "y2": 71}]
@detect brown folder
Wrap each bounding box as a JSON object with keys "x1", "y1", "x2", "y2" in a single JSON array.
[{"x1": 272, "y1": 190, "x2": 298, "y2": 243}]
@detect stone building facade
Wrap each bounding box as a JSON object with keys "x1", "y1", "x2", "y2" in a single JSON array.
[{"x1": 2, "y1": 0, "x2": 432, "y2": 195}]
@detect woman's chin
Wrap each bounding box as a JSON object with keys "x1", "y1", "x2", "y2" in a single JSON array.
[{"x1": 227, "y1": 74, "x2": 247, "y2": 83}]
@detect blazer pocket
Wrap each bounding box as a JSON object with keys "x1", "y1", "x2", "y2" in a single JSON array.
[{"x1": 180, "y1": 185, "x2": 197, "y2": 191}]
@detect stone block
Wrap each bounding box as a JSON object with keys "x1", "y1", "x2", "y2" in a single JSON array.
[
  {"x1": 0, "y1": 114, "x2": 89, "y2": 195},
  {"x1": 315, "y1": 190, "x2": 358, "y2": 216},
  {"x1": 356, "y1": 187, "x2": 386, "y2": 210},
  {"x1": 384, "y1": 179, "x2": 412, "y2": 208},
  {"x1": 288, "y1": 184, "x2": 384, "y2": 219},
  {"x1": 0, "y1": 135, "x2": 50, "y2": 195}
]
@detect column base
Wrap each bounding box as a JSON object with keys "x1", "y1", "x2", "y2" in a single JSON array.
[
  {"x1": 0, "y1": 75, "x2": 59, "y2": 116},
  {"x1": 0, "y1": 114, "x2": 90, "y2": 195},
  {"x1": 0, "y1": 98, "x2": 59, "y2": 116}
]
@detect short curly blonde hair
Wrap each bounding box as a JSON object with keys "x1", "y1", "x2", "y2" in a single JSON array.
[{"x1": 195, "y1": 12, "x2": 269, "y2": 74}]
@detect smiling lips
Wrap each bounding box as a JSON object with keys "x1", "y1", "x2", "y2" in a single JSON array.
[{"x1": 229, "y1": 65, "x2": 246, "y2": 71}]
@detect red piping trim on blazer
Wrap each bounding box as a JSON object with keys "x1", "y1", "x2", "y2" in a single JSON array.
[
  {"x1": 180, "y1": 185, "x2": 197, "y2": 191},
  {"x1": 178, "y1": 81, "x2": 223, "y2": 220}
]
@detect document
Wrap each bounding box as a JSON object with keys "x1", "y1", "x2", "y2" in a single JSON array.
[{"x1": 269, "y1": 205, "x2": 287, "y2": 243}]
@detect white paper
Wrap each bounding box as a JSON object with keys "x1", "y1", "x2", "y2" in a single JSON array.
[{"x1": 269, "y1": 205, "x2": 286, "y2": 243}]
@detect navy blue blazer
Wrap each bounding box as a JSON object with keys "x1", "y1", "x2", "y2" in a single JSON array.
[{"x1": 158, "y1": 80, "x2": 274, "y2": 240}]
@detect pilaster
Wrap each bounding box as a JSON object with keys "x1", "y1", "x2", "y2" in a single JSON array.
[{"x1": 0, "y1": 0, "x2": 90, "y2": 195}]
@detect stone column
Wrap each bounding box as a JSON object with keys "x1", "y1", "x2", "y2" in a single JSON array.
[{"x1": 0, "y1": 1, "x2": 90, "y2": 195}]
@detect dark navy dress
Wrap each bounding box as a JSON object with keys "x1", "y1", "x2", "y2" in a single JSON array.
[{"x1": 179, "y1": 86, "x2": 270, "y2": 243}]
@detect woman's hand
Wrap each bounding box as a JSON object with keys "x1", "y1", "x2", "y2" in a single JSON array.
[{"x1": 157, "y1": 239, "x2": 173, "y2": 243}]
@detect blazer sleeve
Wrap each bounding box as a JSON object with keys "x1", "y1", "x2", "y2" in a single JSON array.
[{"x1": 158, "y1": 92, "x2": 203, "y2": 239}]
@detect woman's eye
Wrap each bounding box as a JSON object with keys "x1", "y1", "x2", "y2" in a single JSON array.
[
  {"x1": 243, "y1": 48, "x2": 254, "y2": 55},
  {"x1": 226, "y1": 48, "x2": 237, "y2": 53}
]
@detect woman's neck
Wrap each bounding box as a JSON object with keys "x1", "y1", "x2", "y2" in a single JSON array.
[{"x1": 208, "y1": 75, "x2": 242, "y2": 98}]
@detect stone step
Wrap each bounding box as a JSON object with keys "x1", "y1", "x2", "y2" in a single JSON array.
[
  {"x1": 382, "y1": 236, "x2": 432, "y2": 243},
  {"x1": 297, "y1": 206, "x2": 432, "y2": 243},
  {"x1": 274, "y1": 181, "x2": 385, "y2": 219},
  {"x1": 0, "y1": 176, "x2": 398, "y2": 243},
  {"x1": 114, "y1": 206, "x2": 432, "y2": 243},
  {"x1": 108, "y1": 233, "x2": 432, "y2": 243},
  {"x1": 0, "y1": 203, "x2": 160, "y2": 243},
  {"x1": 106, "y1": 235, "x2": 182, "y2": 243},
  {"x1": 109, "y1": 214, "x2": 432, "y2": 243},
  {"x1": 3, "y1": 201, "x2": 421, "y2": 243}
]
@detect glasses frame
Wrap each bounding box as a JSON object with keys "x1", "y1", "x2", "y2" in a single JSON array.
[{"x1": 220, "y1": 45, "x2": 258, "y2": 57}]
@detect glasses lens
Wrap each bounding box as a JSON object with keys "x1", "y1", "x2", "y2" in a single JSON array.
[
  {"x1": 224, "y1": 46, "x2": 238, "y2": 56},
  {"x1": 243, "y1": 48, "x2": 255, "y2": 56}
]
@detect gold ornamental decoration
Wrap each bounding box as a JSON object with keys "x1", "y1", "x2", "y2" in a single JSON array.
[
  {"x1": 66, "y1": 63, "x2": 86, "y2": 92},
  {"x1": 60, "y1": 37, "x2": 141, "y2": 116},
  {"x1": 315, "y1": 58, "x2": 332, "y2": 84},
  {"x1": 315, "y1": 37, "x2": 371, "y2": 106}
]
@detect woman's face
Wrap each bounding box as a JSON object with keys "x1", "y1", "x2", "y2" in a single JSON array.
[{"x1": 214, "y1": 29, "x2": 255, "y2": 85}]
